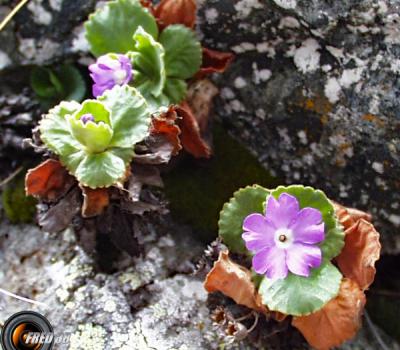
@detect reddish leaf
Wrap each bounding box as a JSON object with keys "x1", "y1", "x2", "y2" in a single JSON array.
[
  {"x1": 204, "y1": 251, "x2": 267, "y2": 314},
  {"x1": 25, "y1": 159, "x2": 75, "y2": 201},
  {"x1": 334, "y1": 202, "x2": 372, "y2": 230},
  {"x1": 154, "y1": 0, "x2": 196, "y2": 30},
  {"x1": 151, "y1": 107, "x2": 182, "y2": 155},
  {"x1": 140, "y1": 0, "x2": 154, "y2": 11},
  {"x1": 336, "y1": 219, "x2": 381, "y2": 291},
  {"x1": 196, "y1": 48, "x2": 234, "y2": 79},
  {"x1": 81, "y1": 186, "x2": 110, "y2": 218},
  {"x1": 292, "y1": 278, "x2": 366, "y2": 350},
  {"x1": 186, "y1": 79, "x2": 218, "y2": 132},
  {"x1": 176, "y1": 102, "x2": 212, "y2": 158}
]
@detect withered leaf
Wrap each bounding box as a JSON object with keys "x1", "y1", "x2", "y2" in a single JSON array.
[
  {"x1": 333, "y1": 202, "x2": 372, "y2": 230},
  {"x1": 196, "y1": 48, "x2": 234, "y2": 79},
  {"x1": 134, "y1": 135, "x2": 175, "y2": 164},
  {"x1": 292, "y1": 278, "x2": 366, "y2": 350},
  {"x1": 154, "y1": 0, "x2": 196, "y2": 30},
  {"x1": 25, "y1": 159, "x2": 75, "y2": 201},
  {"x1": 336, "y1": 219, "x2": 381, "y2": 291},
  {"x1": 204, "y1": 251, "x2": 267, "y2": 313},
  {"x1": 186, "y1": 79, "x2": 218, "y2": 133},
  {"x1": 127, "y1": 165, "x2": 163, "y2": 202},
  {"x1": 96, "y1": 205, "x2": 140, "y2": 257},
  {"x1": 151, "y1": 107, "x2": 182, "y2": 156},
  {"x1": 176, "y1": 102, "x2": 212, "y2": 158},
  {"x1": 81, "y1": 186, "x2": 110, "y2": 218},
  {"x1": 37, "y1": 187, "x2": 81, "y2": 233}
]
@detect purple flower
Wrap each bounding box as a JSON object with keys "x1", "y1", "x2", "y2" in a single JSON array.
[
  {"x1": 80, "y1": 113, "x2": 95, "y2": 124},
  {"x1": 89, "y1": 54, "x2": 133, "y2": 97},
  {"x1": 242, "y1": 193, "x2": 325, "y2": 280}
]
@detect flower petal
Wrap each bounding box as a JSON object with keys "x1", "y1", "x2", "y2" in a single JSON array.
[
  {"x1": 253, "y1": 247, "x2": 288, "y2": 280},
  {"x1": 242, "y1": 214, "x2": 276, "y2": 252},
  {"x1": 286, "y1": 243, "x2": 322, "y2": 277},
  {"x1": 265, "y1": 193, "x2": 300, "y2": 228},
  {"x1": 290, "y1": 208, "x2": 325, "y2": 244}
]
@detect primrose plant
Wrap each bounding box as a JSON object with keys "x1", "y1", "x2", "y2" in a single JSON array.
[
  {"x1": 205, "y1": 185, "x2": 381, "y2": 349},
  {"x1": 85, "y1": 0, "x2": 202, "y2": 110}
]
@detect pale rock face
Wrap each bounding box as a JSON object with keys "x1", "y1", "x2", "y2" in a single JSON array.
[{"x1": 198, "y1": 0, "x2": 400, "y2": 253}]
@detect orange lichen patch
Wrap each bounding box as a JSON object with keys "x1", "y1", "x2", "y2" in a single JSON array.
[
  {"x1": 81, "y1": 186, "x2": 109, "y2": 218},
  {"x1": 333, "y1": 202, "x2": 372, "y2": 230},
  {"x1": 362, "y1": 114, "x2": 385, "y2": 127},
  {"x1": 151, "y1": 107, "x2": 182, "y2": 156},
  {"x1": 204, "y1": 251, "x2": 267, "y2": 314},
  {"x1": 336, "y1": 219, "x2": 381, "y2": 291},
  {"x1": 176, "y1": 102, "x2": 212, "y2": 158},
  {"x1": 196, "y1": 48, "x2": 235, "y2": 79},
  {"x1": 153, "y1": 0, "x2": 196, "y2": 30},
  {"x1": 186, "y1": 79, "x2": 218, "y2": 132},
  {"x1": 25, "y1": 159, "x2": 74, "y2": 201},
  {"x1": 292, "y1": 278, "x2": 366, "y2": 350},
  {"x1": 302, "y1": 96, "x2": 333, "y2": 116}
]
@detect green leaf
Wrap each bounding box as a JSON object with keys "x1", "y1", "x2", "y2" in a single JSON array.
[
  {"x1": 270, "y1": 185, "x2": 345, "y2": 260},
  {"x1": 159, "y1": 24, "x2": 202, "y2": 80},
  {"x1": 31, "y1": 65, "x2": 86, "y2": 107},
  {"x1": 74, "y1": 148, "x2": 133, "y2": 188},
  {"x1": 164, "y1": 78, "x2": 187, "y2": 104},
  {"x1": 129, "y1": 27, "x2": 166, "y2": 98},
  {"x1": 218, "y1": 185, "x2": 270, "y2": 254},
  {"x1": 57, "y1": 65, "x2": 86, "y2": 102},
  {"x1": 31, "y1": 67, "x2": 61, "y2": 98},
  {"x1": 85, "y1": 0, "x2": 158, "y2": 57},
  {"x1": 259, "y1": 260, "x2": 342, "y2": 316},
  {"x1": 99, "y1": 84, "x2": 151, "y2": 148}
]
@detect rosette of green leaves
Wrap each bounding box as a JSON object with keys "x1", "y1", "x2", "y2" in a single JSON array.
[
  {"x1": 39, "y1": 85, "x2": 151, "y2": 188},
  {"x1": 218, "y1": 185, "x2": 345, "y2": 316},
  {"x1": 85, "y1": 0, "x2": 202, "y2": 109}
]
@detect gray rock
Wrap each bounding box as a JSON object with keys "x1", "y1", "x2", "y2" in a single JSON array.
[{"x1": 198, "y1": 0, "x2": 400, "y2": 253}]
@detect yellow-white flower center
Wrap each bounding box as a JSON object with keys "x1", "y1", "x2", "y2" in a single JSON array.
[
  {"x1": 274, "y1": 228, "x2": 294, "y2": 249},
  {"x1": 113, "y1": 69, "x2": 127, "y2": 84}
]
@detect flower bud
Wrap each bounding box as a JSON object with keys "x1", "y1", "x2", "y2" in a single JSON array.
[{"x1": 89, "y1": 54, "x2": 133, "y2": 97}]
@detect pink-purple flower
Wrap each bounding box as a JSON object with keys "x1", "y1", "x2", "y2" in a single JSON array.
[
  {"x1": 89, "y1": 54, "x2": 133, "y2": 97},
  {"x1": 242, "y1": 193, "x2": 325, "y2": 280},
  {"x1": 80, "y1": 113, "x2": 95, "y2": 124}
]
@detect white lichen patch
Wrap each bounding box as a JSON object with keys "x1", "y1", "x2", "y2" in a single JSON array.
[
  {"x1": 27, "y1": 0, "x2": 52, "y2": 25},
  {"x1": 279, "y1": 16, "x2": 300, "y2": 29},
  {"x1": 69, "y1": 324, "x2": 106, "y2": 350},
  {"x1": 71, "y1": 25, "x2": 90, "y2": 53},
  {"x1": 273, "y1": 0, "x2": 297, "y2": 10},
  {"x1": 372, "y1": 162, "x2": 384, "y2": 174},
  {"x1": 234, "y1": 0, "x2": 263, "y2": 18},
  {"x1": 339, "y1": 68, "x2": 364, "y2": 88},
  {"x1": 0, "y1": 51, "x2": 11, "y2": 70},
  {"x1": 324, "y1": 77, "x2": 341, "y2": 103},
  {"x1": 253, "y1": 63, "x2": 272, "y2": 84},
  {"x1": 49, "y1": 0, "x2": 63, "y2": 11},
  {"x1": 234, "y1": 76, "x2": 247, "y2": 89},
  {"x1": 19, "y1": 38, "x2": 60, "y2": 64},
  {"x1": 204, "y1": 8, "x2": 218, "y2": 24},
  {"x1": 232, "y1": 42, "x2": 256, "y2": 53},
  {"x1": 293, "y1": 39, "x2": 320, "y2": 74},
  {"x1": 383, "y1": 14, "x2": 400, "y2": 45}
]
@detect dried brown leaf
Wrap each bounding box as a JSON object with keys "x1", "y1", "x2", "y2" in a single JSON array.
[
  {"x1": 204, "y1": 251, "x2": 267, "y2": 313},
  {"x1": 151, "y1": 107, "x2": 182, "y2": 155},
  {"x1": 154, "y1": 0, "x2": 196, "y2": 30},
  {"x1": 333, "y1": 202, "x2": 372, "y2": 230},
  {"x1": 81, "y1": 187, "x2": 110, "y2": 218},
  {"x1": 292, "y1": 278, "x2": 366, "y2": 350},
  {"x1": 336, "y1": 219, "x2": 381, "y2": 291},
  {"x1": 196, "y1": 48, "x2": 234, "y2": 79},
  {"x1": 176, "y1": 102, "x2": 212, "y2": 158},
  {"x1": 186, "y1": 79, "x2": 218, "y2": 132},
  {"x1": 25, "y1": 159, "x2": 75, "y2": 201}
]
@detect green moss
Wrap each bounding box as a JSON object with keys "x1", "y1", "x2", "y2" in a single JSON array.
[
  {"x1": 2, "y1": 174, "x2": 37, "y2": 224},
  {"x1": 163, "y1": 122, "x2": 280, "y2": 241}
]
